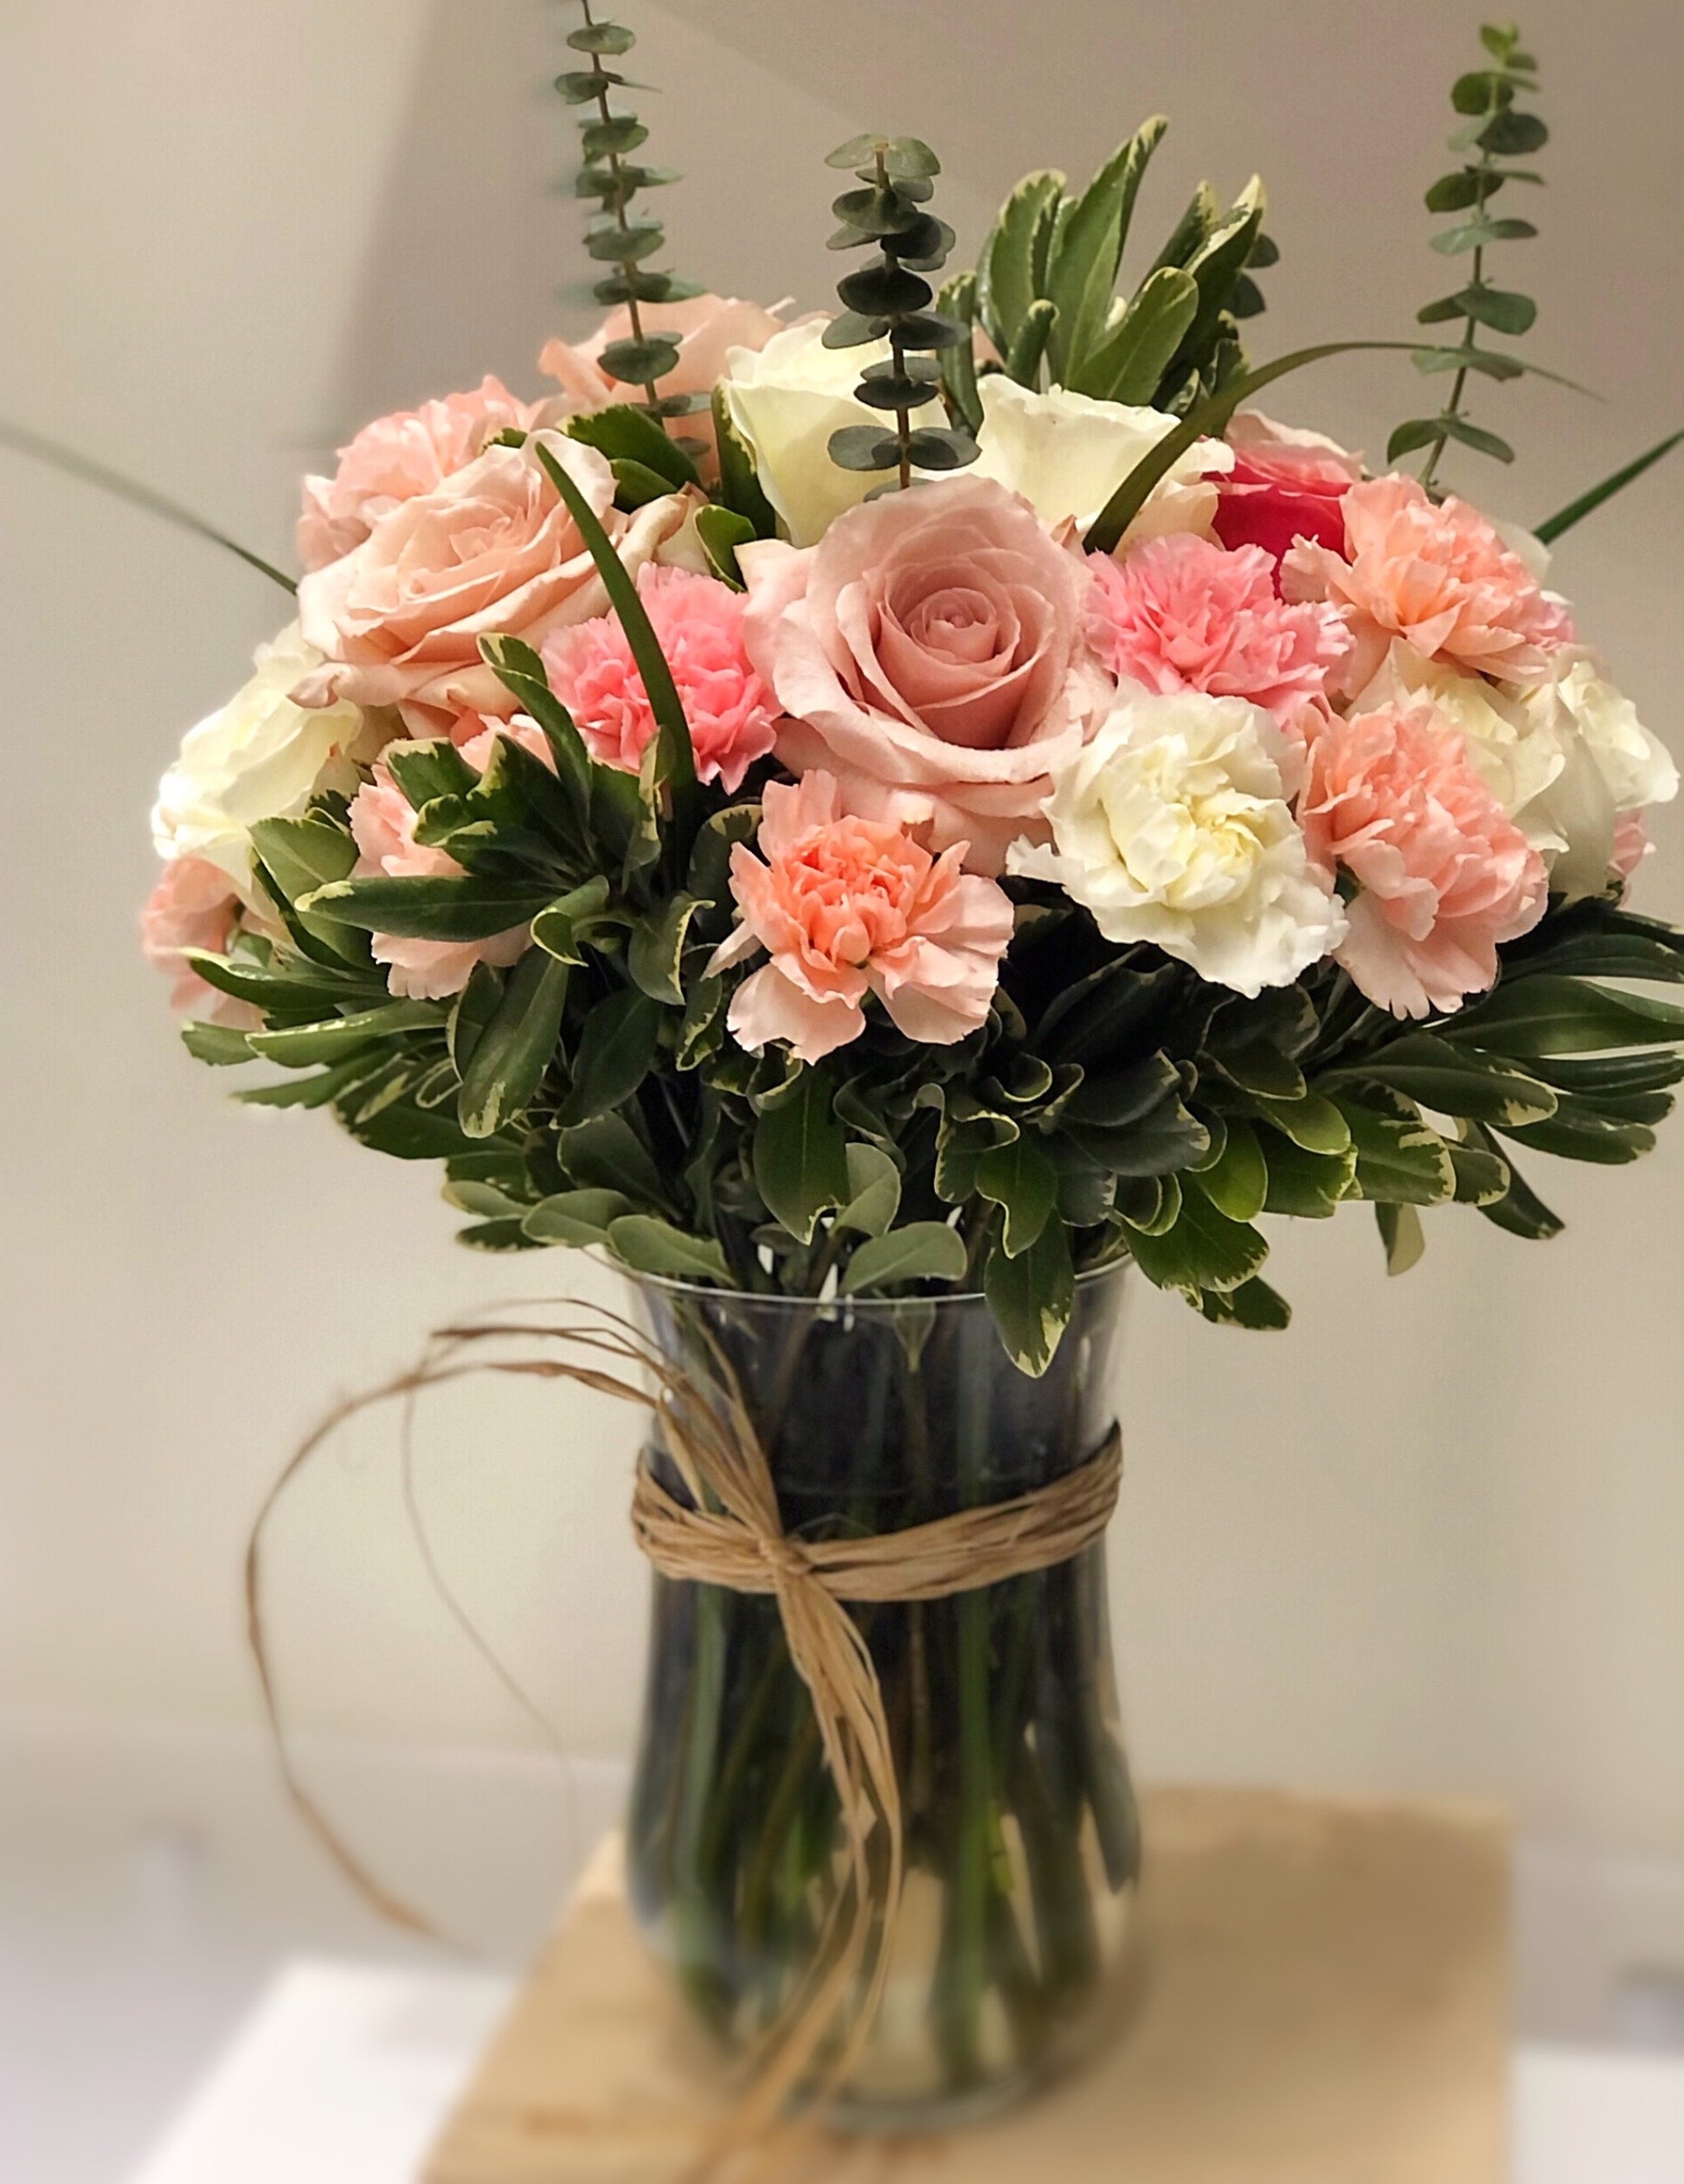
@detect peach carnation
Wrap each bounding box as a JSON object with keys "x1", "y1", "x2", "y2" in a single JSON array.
[
  {"x1": 706, "y1": 772, "x2": 1014, "y2": 1064},
  {"x1": 347, "y1": 717, "x2": 555, "y2": 999},
  {"x1": 741, "y1": 474, "x2": 1101, "y2": 877},
  {"x1": 1299, "y1": 699, "x2": 1548, "y2": 1018},
  {"x1": 1282, "y1": 474, "x2": 1576, "y2": 691},
  {"x1": 141, "y1": 855, "x2": 256, "y2": 1023},
  {"x1": 541, "y1": 566, "x2": 781, "y2": 793},
  {"x1": 298, "y1": 378, "x2": 560, "y2": 573},
  {"x1": 1088, "y1": 532, "x2": 1350, "y2": 750}
]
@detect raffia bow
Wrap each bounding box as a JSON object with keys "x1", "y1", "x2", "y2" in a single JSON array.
[{"x1": 247, "y1": 1301, "x2": 1123, "y2": 2172}]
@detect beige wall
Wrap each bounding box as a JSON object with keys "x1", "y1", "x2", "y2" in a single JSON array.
[{"x1": 2, "y1": 0, "x2": 1680, "y2": 1861}]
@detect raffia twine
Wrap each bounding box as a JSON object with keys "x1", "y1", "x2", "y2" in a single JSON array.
[{"x1": 246, "y1": 1299, "x2": 1123, "y2": 2180}]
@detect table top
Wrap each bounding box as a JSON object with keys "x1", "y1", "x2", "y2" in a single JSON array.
[{"x1": 129, "y1": 1956, "x2": 1684, "y2": 2184}]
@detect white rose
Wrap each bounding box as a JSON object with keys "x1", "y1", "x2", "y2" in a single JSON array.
[
  {"x1": 971, "y1": 376, "x2": 1233, "y2": 539},
  {"x1": 151, "y1": 622, "x2": 375, "y2": 892},
  {"x1": 1009, "y1": 684, "x2": 1344, "y2": 995},
  {"x1": 1515, "y1": 656, "x2": 1679, "y2": 900},
  {"x1": 1350, "y1": 641, "x2": 1569, "y2": 848},
  {"x1": 720, "y1": 319, "x2": 943, "y2": 549}
]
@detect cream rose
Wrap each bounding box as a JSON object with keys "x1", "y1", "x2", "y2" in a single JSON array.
[
  {"x1": 151, "y1": 622, "x2": 374, "y2": 892},
  {"x1": 741, "y1": 473, "x2": 1102, "y2": 876},
  {"x1": 1009, "y1": 684, "x2": 1345, "y2": 994},
  {"x1": 293, "y1": 431, "x2": 689, "y2": 724},
  {"x1": 971, "y1": 376, "x2": 1233, "y2": 542},
  {"x1": 719, "y1": 319, "x2": 944, "y2": 548}
]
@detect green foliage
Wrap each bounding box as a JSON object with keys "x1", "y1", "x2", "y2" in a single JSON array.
[
  {"x1": 821, "y1": 133, "x2": 977, "y2": 491},
  {"x1": 1533, "y1": 428, "x2": 1684, "y2": 545},
  {"x1": 556, "y1": 3, "x2": 697, "y2": 430},
  {"x1": 1394, "y1": 21, "x2": 1553, "y2": 485},
  {"x1": 967, "y1": 124, "x2": 1272, "y2": 412}
]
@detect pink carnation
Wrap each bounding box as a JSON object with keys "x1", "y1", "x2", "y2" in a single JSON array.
[
  {"x1": 1298, "y1": 700, "x2": 1548, "y2": 1018},
  {"x1": 141, "y1": 856, "x2": 256, "y2": 1023},
  {"x1": 346, "y1": 717, "x2": 556, "y2": 999},
  {"x1": 298, "y1": 377, "x2": 559, "y2": 573},
  {"x1": 542, "y1": 566, "x2": 781, "y2": 793},
  {"x1": 706, "y1": 772, "x2": 1014, "y2": 1064},
  {"x1": 1088, "y1": 531, "x2": 1350, "y2": 751},
  {"x1": 1282, "y1": 474, "x2": 1576, "y2": 691}
]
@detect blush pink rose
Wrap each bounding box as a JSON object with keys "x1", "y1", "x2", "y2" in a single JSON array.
[
  {"x1": 706, "y1": 772, "x2": 1014, "y2": 1063},
  {"x1": 141, "y1": 856, "x2": 258, "y2": 1023},
  {"x1": 1088, "y1": 532, "x2": 1350, "y2": 755},
  {"x1": 346, "y1": 717, "x2": 556, "y2": 999},
  {"x1": 1282, "y1": 473, "x2": 1577, "y2": 691},
  {"x1": 293, "y1": 432, "x2": 689, "y2": 729},
  {"x1": 1212, "y1": 410, "x2": 1361, "y2": 570},
  {"x1": 1613, "y1": 810, "x2": 1652, "y2": 890},
  {"x1": 540, "y1": 294, "x2": 793, "y2": 479},
  {"x1": 740, "y1": 476, "x2": 1099, "y2": 877},
  {"x1": 541, "y1": 565, "x2": 781, "y2": 793},
  {"x1": 298, "y1": 377, "x2": 564, "y2": 573},
  {"x1": 1298, "y1": 699, "x2": 1548, "y2": 1018}
]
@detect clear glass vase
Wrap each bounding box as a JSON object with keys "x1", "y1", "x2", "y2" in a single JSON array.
[{"x1": 624, "y1": 1264, "x2": 1138, "y2": 2129}]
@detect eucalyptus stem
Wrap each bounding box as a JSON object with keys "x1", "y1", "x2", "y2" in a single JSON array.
[
  {"x1": 1418, "y1": 112, "x2": 1501, "y2": 491},
  {"x1": 577, "y1": 0, "x2": 660, "y2": 414}
]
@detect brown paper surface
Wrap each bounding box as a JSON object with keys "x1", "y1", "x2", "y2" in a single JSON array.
[{"x1": 426, "y1": 1786, "x2": 1508, "y2": 2183}]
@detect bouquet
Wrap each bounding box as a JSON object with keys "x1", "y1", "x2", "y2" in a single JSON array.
[
  {"x1": 141, "y1": 13, "x2": 1683, "y2": 1382},
  {"x1": 125, "y1": 10, "x2": 1684, "y2": 2128}
]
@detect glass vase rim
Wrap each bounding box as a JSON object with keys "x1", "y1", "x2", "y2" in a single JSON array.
[{"x1": 619, "y1": 1253, "x2": 1129, "y2": 1314}]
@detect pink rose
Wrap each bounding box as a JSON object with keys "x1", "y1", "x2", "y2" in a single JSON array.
[
  {"x1": 1212, "y1": 410, "x2": 1361, "y2": 570},
  {"x1": 346, "y1": 716, "x2": 556, "y2": 999},
  {"x1": 706, "y1": 772, "x2": 1013, "y2": 1063},
  {"x1": 1613, "y1": 810, "x2": 1652, "y2": 890},
  {"x1": 541, "y1": 565, "x2": 781, "y2": 793},
  {"x1": 1282, "y1": 474, "x2": 1576, "y2": 691},
  {"x1": 1299, "y1": 700, "x2": 1548, "y2": 1018},
  {"x1": 293, "y1": 433, "x2": 689, "y2": 729},
  {"x1": 298, "y1": 377, "x2": 562, "y2": 573},
  {"x1": 540, "y1": 294, "x2": 793, "y2": 479},
  {"x1": 740, "y1": 476, "x2": 1099, "y2": 877},
  {"x1": 142, "y1": 855, "x2": 258, "y2": 1023},
  {"x1": 1088, "y1": 532, "x2": 1350, "y2": 755}
]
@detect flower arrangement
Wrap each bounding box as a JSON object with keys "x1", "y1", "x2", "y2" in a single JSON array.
[{"x1": 144, "y1": 13, "x2": 1683, "y2": 1376}]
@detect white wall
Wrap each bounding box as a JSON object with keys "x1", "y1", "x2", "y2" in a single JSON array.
[{"x1": 2, "y1": 0, "x2": 1680, "y2": 1869}]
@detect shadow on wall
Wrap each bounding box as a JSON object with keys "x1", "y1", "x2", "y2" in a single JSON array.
[{"x1": 312, "y1": 0, "x2": 575, "y2": 448}]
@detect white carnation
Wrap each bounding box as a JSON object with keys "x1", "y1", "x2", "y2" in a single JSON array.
[
  {"x1": 151, "y1": 621, "x2": 373, "y2": 892},
  {"x1": 971, "y1": 376, "x2": 1233, "y2": 539},
  {"x1": 1008, "y1": 684, "x2": 1344, "y2": 995}
]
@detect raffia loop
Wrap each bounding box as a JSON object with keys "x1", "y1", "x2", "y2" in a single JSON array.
[{"x1": 246, "y1": 1300, "x2": 1123, "y2": 2176}]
